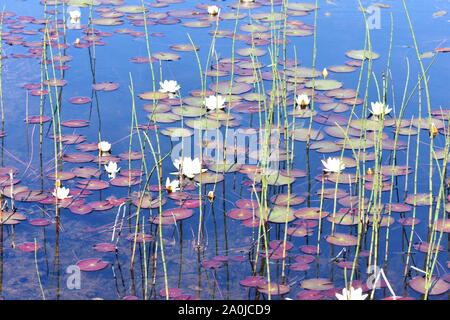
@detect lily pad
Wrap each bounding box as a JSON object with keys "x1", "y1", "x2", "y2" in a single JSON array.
[
  {"x1": 346, "y1": 50, "x2": 380, "y2": 60},
  {"x1": 304, "y1": 79, "x2": 343, "y2": 91}
]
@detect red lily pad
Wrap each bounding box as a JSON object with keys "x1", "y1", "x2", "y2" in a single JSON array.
[
  {"x1": 17, "y1": 242, "x2": 40, "y2": 252},
  {"x1": 92, "y1": 82, "x2": 120, "y2": 91},
  {"x1": 30, "y1": 219, "x2": 51, "y2": 227},
  {"x1": 93, "y1": 243, "x2": 117, "y2": 252},
  {"x1": 69, "y1": 96, "x2": 92, "y2": 104},
  {"x1": 162, "y1": 208, "x2": 194, "y2": 221},
  {"x1": 26, "y1": 115, "x2": 50, "y2": 124},
  {"x1": 63, "y1": 153, "x2": 95, "y2": 163},
  {"x1": 409, "y1": 276, "x2": 450, "y2": 295},
  {"x1": 76, "y1": 258, "x2": 109, "y2": 272},
  {"x1": 61, "y1": 120, "x2": 90, "y2": 128},
  {"x1": 239, "y1": 276, "x2": 268, "y2": 288},
  {"x1": 77, "y1": 179, "x2": 109, "y2": 190},
  {"x1": 69, "y1": 204, "x2": 93, "y2": 215}
]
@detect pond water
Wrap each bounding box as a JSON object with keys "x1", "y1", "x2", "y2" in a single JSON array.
[{"x1": 0, "y1": 0, "x2": 449, "y2": 300}]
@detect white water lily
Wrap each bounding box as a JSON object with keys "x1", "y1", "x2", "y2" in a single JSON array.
[
  {"x1": 165, "y1": 177, "x2": 180, "y2": 193},
  {"x1": 369, "y1": 101, "x2": 392, "y2": 117},
  {"x1": 205, "y1": 95, "x2": 226, "y2": 111},
  {"x1": 98, "y1": 141, "x2": 111, "y2": 153},
  {"x1": 52, "y1": 186, "x2": 71, "y2": 200},
  {"x1": 104, "y1": 161, "x2": 120, "y2": 179},
  {"x1": 171, "y1": 157, "x2": 207, "y2": 179},
  {"x1": 159, "y1": 80, "x2": 180, "y2": 94},
  {"x1": 321, "y1": 157, "x2": 346, "y2": 173},
  {"x1": 68, "y1": 6, "x2": 81, "y2": 24},
  {"x1": 335, "y1": 287, "x2": 368, "y2": 300},
  {"x1": 295, "y1": 93, "x2": 310, "y2": 107},
  {"x1": 207, "y1": 5, "x2": 220, "y2": 16}
]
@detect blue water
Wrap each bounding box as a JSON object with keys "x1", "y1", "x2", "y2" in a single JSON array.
[{"x1": 0, "y1": 0, "x2": 449, "y2": 300}]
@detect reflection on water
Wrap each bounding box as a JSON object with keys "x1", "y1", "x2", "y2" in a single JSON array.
[{"x1": 0, "y1": 0, "x2": 449, "y2": 300}]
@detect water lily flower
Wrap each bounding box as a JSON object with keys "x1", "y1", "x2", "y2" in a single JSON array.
[
  {"x1": 104, "y1": 161, "x2": 120, "y2": 179},
  {"x1": 295, "y1": 93, "x2": 310, "y2": 108},
  {"x1": 335, "y1": 287, "x2": 368, "y2": 300},
  {"x1": 165, "y1": 177, "x2": 180, "y2": 193},
  {"x1": 321, "y1": 157, "x2": 346, "y2": 173},
  {"x1": 369, "y1": 101, "x2": 392, "y2": 117},
  {"x1": 53, "y1": 186, "x2": 71, "y2": 200},
  {"x1": 171, "y1": 157, "x2": 207, "y2": 179},
  {"x1": 322, "y1": 67, "x2": 329, "y2": 79},
  {"x1": 205, "y1": 95, "x2": 226, "y2": 111},
  {"x1": 159, "y1": 80, "x2": 180, "y2": 94},
  {"x1": 207, "y1": 5, "x2": 220, "y2": 16},
  {"x1": 98, "y1": 141, "x2": 111, "y2": 154},
  {"x1": 68, "y1": 6, "x2": 81, "y2": 24}
]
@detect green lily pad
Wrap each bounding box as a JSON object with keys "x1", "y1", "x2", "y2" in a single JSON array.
[
  {"x1": 284, "y1": 29, "x2": 314, "y2": 37},
  {"x1": 325, "y1": 88, "x2": 357, "y2": 99},
  {"x1": 115, "y1": 5, "x2": 147, "y2": 13},
  {"x1": 349, "y1": 119, "x2": 382, "y2": 131},
  {"x1": 346, "y1": 50, "x2": 380, "y2": 60},
  {"x1": 183, "y1": 21, "x2": 212, "y2": 28},
  {"x1": 319, "y1": 103, "x2": 349, "y2": 113},
  {"x1": 336, "y1": 138, "x2": 375, "y2": 150},
  {"x1": 160, "y1": 127, "x2": 193, "y2": 138},
  {"x1": 294, "y1": 207, "x2": 328, "y2": 219},
  {"x1": 209, "y1": 81, "x2": 252, "y2": 95},
  {"x1": 247, "y1": 171, "x2": 295, "y2": 186},
  {"x1": 271, "y1": 194, "x2": 305, "y2": 206},
  {"x1": 285, "y1": 67, "x2": 320, "y2": 78},
  {"x1": 153, "y1": 52, "x2": 180, "y2": 61},
  {"x1": 139, "y1": 91, "x2": 169, "y2": 100},
  {"x1": 240, "y1": 24, "x2": 269, "y2": 33},
  {"x1": 172, "y1": 107, "x2": 206, "y2": 117},
  {"x1": 236, "y1": 47, "x2": 267, "y2": 57},
  {"x1": 286, "y1": 3, "x2": 318, "y2": 11},
  {"x1": 92, "y1": 18, "x2": 124, "y2": 26},
  {"x1": 309, "y1": 141, "x2": 342, "y2": 153},
  {"x1": 170, "y1": 44, "x2": 199, "y2": 52},
  {"x1": 252, "y1": 12, "x2": 285, "y2": 22},
  {"x1": 185, "y1": 118, "x2": 221, "y2": 130},
  {"x1": 207, "y1": 163, "x2": 242, "y2": 173},
  {"x1": 193, "y1": 172, "x2": 224, "y2": 184},
  {"x1": 305, "y1": 79, "x2": 343, "y2": 91},
  {"x1": 405, "y1": 193, "x2": 433, "y2": 206},
  {"x1": 267, "y1": 206, "x2": 296, "y2": 223},
  {"x1": 66, "y1": 0, "x2": 101, "y2": 6},
  {"x1": 328, "y1": 65, "x2": 356, "y2": 73},
  {"x1": 293, "y1": 128, "x2": 324, "y2": 141},
  {"x1": 148, "y1": 113, "x2": 181, "y2": 123},
  {"x1": 327, "y1": 211, "x2": 359, "y2": 226},
  {"x1": 300, "y1": 278, "x2": 334, "y2": 291},
  {"x1": 325, "y1": 233, "x2": 358, "y2": 246}
]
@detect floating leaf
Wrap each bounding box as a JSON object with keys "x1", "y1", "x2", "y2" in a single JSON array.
[
  {"x1": 346, "y1": 49, "x2": 380, "y2": 60},
  {"x1": 304, "y1": 79, "x2": 343, "y2": 91}
]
